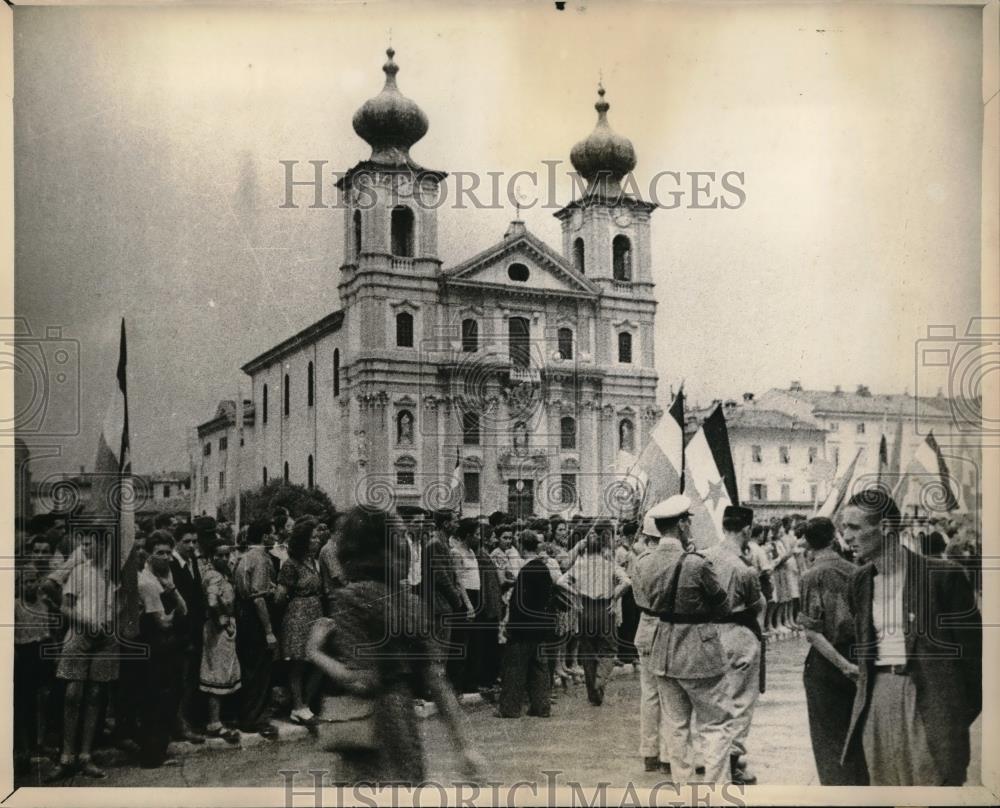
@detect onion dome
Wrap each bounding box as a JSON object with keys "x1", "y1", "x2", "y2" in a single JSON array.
[
  {"x1": 570, "y1": 84, "x2": 637, "y2": 195},
  {"x1": 352, "y1": 48, "x2": 429, "y2": 166}
]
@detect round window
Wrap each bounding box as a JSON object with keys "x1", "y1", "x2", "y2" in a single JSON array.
[{"x1": 508, "y1": 263, "x2": 529, "y2": 282}]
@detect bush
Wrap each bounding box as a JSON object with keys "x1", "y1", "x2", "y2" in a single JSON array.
[{"x1": 219, "y1": 480, "x2": 336, "y2": 527}]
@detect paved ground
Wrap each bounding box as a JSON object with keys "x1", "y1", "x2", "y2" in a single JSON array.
[{"x1": 22, "y1": 634, "x2": 981, "y2": 790}]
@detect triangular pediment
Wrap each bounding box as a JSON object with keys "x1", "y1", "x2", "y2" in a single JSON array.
[{"x1": 442, "y1": 228, "x2": 599, "y2": 298}]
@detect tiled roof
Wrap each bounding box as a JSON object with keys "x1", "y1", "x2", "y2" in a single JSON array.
[
  {"x1": 774, "y1": 389, "x2": 953, "y2": 419},
  {"x1": 725, "y1": 406, "x2": 825, "y2": 432}
]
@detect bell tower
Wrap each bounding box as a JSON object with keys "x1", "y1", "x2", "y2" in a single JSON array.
[
  {"x1": 337, "y1": 48, "x2": 446, "y2": 288},
  {"x1": 554, "y1": 84, "x2": 655, "y2": 293}
]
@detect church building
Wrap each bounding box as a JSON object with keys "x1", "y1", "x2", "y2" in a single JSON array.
[{"x1": 193, "y1": 49, "x2": 662, "y2": 518}]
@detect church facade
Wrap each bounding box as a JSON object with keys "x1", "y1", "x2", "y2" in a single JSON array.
[{"x1": 193, "y1": 49, "x2": 662, "y2": 519}]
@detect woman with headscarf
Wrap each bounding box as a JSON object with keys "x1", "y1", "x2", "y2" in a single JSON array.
[
  {"x1": 199, "y1": 537, "x2": 240, "y2": 743},
  {"x1": 306, "y1": 507, "x2": 483, "y2": 785}
]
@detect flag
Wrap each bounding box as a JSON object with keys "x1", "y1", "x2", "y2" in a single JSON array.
[
  {"x1": 634, "y1": 385, "x2": 685, "y2": 509},
  {"x1": 817, "y1": 447, "x2": 863, "y2": 518},
  {"x1": 683, "y1": 403, "x2": 738, "y2": 547},
  {"x1": 895, "y1": 432, "x2": 959, "y2": 516},
  {"x1": 448, "y1": 449, "x2": 464, "y2": 515},
  {"x1": 92, "y1": 319, "x2": 141, "y2": 638},
  {"x1": 889, "y1": 415, "x2": 904, "y2": 477},
  {"x1": 611, "y1": 449, "x2": 649, "y2": 519},
  {"x1": 877, "y1": 434, "x2": 889, "y2": 486}
]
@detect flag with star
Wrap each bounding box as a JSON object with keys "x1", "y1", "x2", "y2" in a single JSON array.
[
  {"x1": 683, "y1": 403, "x2": 738, "y2": 548},
  {"x1": 633, "y1": 385, "x2": 686, "y2": 511}
]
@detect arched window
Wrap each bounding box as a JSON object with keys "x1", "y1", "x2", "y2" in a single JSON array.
[
  {"x1": 284, "y1": 373, "x2": 290, "y2": 416},
  {"x1": 462, "y1": 319, "x2": 479, "y2": 353},
  {"x1": 617, "y1": 331, "x2": 633, "y2": 364},
  {"x1": 573, "y1": 238, "x2": 585, "y2": 274},
  {"x1": 353, "y1": 209, "x2": 362, "y2": 260},
  {"x1": 307, "y1": 455, "x2": 314, "y2": 489},
  {"x1": 509, "y1": 316, "x2": 530, "y2": 368},
  {"x1": 262, "y1": 383, "x2": 268, "y2": 425},
  {"x1": 390, "y1": 206, "x2": 415, "y2": 257},
  {"x1": 558, "y1": 327, "x2": 574, "y2": 360},
  {"x1": 507, "y1": 263, "x2": 529, "y2": 282},
  {"x1": 613, "y1": 235, "x2": 632, "y2": 281},
  {"x1": 307, "y1": 361, "x2": 314, "y2": 407},
  {"x1": 396, "y1": 410, "x2": 414, "y2": 445},
  {"x1": 262, "y1": 466, "x2": 268, "y2": 485},
  {"x1": 333, "y1": 349, "x2": 340, "y2": 397},
  {"x1": 561, "y1": 416, "x2": 577, "y2": 449},
  {"x1": 396, "y1": 311, "x2": 414, "y2": 347},
  {"x1": 283, "y1": 461, "x2": 290, "y2": 483},
  {"x1": 619, "y1": 418, "x2": 635, "y2": 452}
]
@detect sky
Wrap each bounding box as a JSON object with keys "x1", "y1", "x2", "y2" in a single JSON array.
[{"x1": 12, "y1": 1, "x2": 984, "y2": 477}]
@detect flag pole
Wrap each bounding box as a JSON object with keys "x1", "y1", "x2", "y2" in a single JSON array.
[{"x1": 233, "y1": 382, "x2": 241, "y2": 533}]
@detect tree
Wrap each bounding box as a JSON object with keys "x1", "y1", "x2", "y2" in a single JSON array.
[{"x1": 219, "y1": 480, "x2": 336, "y2": 526}]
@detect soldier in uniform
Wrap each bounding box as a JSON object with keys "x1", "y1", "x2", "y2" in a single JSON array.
[
  {"x1": 703, "y1": 505, "x2": 766, "y2": 785},
  {"x1": 645, "y1": 495, "x2": 733, "y2": 784},
  {"x1": 630, "y1": 514, "x2": 671, "y2": 772}
]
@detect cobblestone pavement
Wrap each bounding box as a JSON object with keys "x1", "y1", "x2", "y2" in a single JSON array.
[{"x1": 24, "y1": 634, "x2": 981, "y2": 790}]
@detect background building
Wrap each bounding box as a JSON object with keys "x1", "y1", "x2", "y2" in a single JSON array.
[
  {"x1": 195, "y1": 51, "x2": 663, "y2": 519},
  {"x1": 192, "y1": 399, "x2": 255, "y2": 518}
]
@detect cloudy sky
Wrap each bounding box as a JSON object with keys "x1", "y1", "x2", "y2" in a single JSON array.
[{"x1": 13, "y1": 1, "x2": 983, "y2": 476}]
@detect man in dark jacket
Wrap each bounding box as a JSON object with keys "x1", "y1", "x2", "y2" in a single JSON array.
[
  {"x1": 840, "y1": 491, "x2": 981, "y2": 786},
  {"x1": 498, "y1": 530, "x2": 556, "y2": 718},
  {"x1": 419, "y1": 511, "x2": 468, "y2": 664},
  {"x1": 169, "y1": 522, "x2": 205, "y2": 743},
  {"x1": 473, "y1": 524, "x2": 503, "y2": 695}
]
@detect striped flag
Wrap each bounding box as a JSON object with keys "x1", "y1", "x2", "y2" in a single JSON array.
[
  {"x1": 683, "y1": 403, "x2": 738, "y2": 547},
  {"x1": 634, "y1": 385, "x2": 685, "y2": 509},
  {"x1": 93, "y1": 319, "x2": 141, "y2": 637},
  {"x1": 895, "y1": 431, "x2": 959, "y2": 516},
  {"x1": 817, "y1": 447, "x2": 863, "y2": 518}
]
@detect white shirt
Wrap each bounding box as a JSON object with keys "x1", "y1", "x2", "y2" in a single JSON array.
[
  {"x1": 872, "y1": 566, "x2": 907, "y2": 665},
  {"x1": 450, "y1": 540, "x2": 480, "y2": 591},
  {"x1": 403, "y1": 535, "x2": 422, "y2": 587}
]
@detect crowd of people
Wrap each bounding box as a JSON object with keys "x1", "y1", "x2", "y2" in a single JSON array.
[{"x1": 11, "y1": 496, "x2": 982, "y2": 787}]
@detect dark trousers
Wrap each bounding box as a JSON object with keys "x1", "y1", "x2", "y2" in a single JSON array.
[
  {"x1": 447, "y1": 589, "x2": 482, "y2": 694},
  {"x1": 114, "y1": 653, "x2": 145, "y2": 743},
  {"x1": 13, "y1": 643, "x2": 47, "y2": 757},
  {"x1": 137, "y1": 636, "x2": 182, "y2": 768},
  {"x1": 803, "y1": 646, "x2": 869, "y2": 785},
  {"x1": 236, "y1": 600, "x2": 273, "y2": 730},
  {"x1": 617, "y1": 589, "x2": 639, "y2": 663},
  {"x1": 578, "y1": 596, "x2": 616, "y2": 704},
  {"x1": 498, "y1": 639, "x2": 551, "y2": 717}
]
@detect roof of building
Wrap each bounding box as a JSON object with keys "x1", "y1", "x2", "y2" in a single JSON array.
[
  {"x1": 683, "y1": 401, "x2": 824, "y2": 436},
  {"x1": 197, "y1": 399, "x2": 256, "y2": 436},
  {"x1": 766, "y1": 387, "x2": 954, "y2": 419},
  {"x1": 442, "y1": 222, "x2": 600, "y2": 297},
  {"x1": 241, "y1": 310, "x2": 344, "y2": 375},
  {"x1": 725, "y1": 405, "x2": 825, "y2": 432}
]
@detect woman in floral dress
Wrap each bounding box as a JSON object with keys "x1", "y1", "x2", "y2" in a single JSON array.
[
  {"x1": 199, "y1": 538, "x2": 240, "y2": 743},
  {"x1": 277, "y1": 518, "x2": 324, "y2": 724}
]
